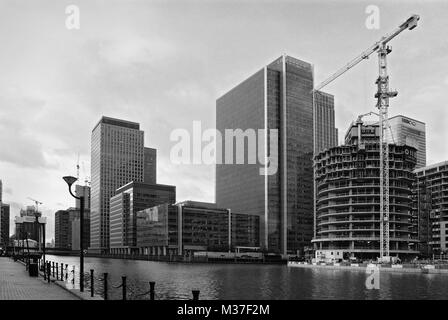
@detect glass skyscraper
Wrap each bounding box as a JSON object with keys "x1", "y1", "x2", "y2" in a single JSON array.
[
  {"x1": 90, "y1": 117, "x2": 145, "y2": 253},
  {"x1": 386, "y1": 115, "x2": 426, "y2": 169},
  {"x1": 216, "y1": 55, "x2": 336, "y2": 255}
]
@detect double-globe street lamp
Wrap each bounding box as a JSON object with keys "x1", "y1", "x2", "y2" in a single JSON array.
[{"x1": 63, "y1": 176, "x2": 85, "y2": 292}]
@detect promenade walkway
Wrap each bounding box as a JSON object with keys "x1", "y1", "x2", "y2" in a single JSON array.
[{"x1": 0, "y1": 257, "x2": 79, "y2": 300}]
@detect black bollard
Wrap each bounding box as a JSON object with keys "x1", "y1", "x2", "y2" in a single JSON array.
[
  {"x1": 72, "y1": 266, "x2": 75, "y2": 285},
  {"x1": 90, "y1": 269, "x2": 94, "y2": 297},
  {"x1": 103, "y1": 273, "x2": 108, "y2": 300},
  {"x1": 56, "y1": 263, "x2": 59, "y2": 280},
  {"x1": 52, "y1": 262, "x2": 55, "y2": 277},
  {"x1": 149, "y1": 281, "x2": 155, "y2": 300},
  {"x1": 65, "y1": 264, "x2": 68, "y2": 280},
  {"x1": 192, "y1": 290, "x2": 200, "y2": 300},
  {"x1": 47, "y1": 262, "x2": 51, "y2": 283},
  {"x1": 122, "y1": 276, "x2": 127, "y2": 301}
]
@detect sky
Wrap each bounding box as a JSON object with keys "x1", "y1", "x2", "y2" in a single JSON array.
[{"x1": 0, "y1": 0, "x2": 447, "y2": 241}]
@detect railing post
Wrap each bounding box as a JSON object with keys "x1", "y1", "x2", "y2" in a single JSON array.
[
  {"x1": 149, "y1": 281, "x2": 155, "y2": 300},
  {"x1": 56, "y1": 263, "x2": 59, "y2": 280},
  {"x1": 43, "y1": 260, "x2": 46, "y2": 281},
  {"x1": 72, "y1": 266, "x2": 75, "y2": 285},
  {"x1": 65, "y1": 264, "x2": 68, "y2": 280},
  {"x1": 90, "y1": 269, "x2": 94, "y2": 297},
  {"x1": 52, "y1": 261, "x2": 55, "y2": 277},
  {"x1": 192, "y1": 290, "x2": 200, "y2": 300},
  {"x1": 122, "y1": 276, "x2": 127, "y2": 301},
  {"x1": 103, "y1": 273, "x2": 108, "y2": 300}
]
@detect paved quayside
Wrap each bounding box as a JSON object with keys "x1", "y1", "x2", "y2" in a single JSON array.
[{"x1": 0, "y1": 257, "x2": 79, "y2": 300}]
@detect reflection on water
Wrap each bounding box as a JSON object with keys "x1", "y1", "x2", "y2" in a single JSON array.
[{"x1": 46, "y1": 255, "x2": 448, "y2": 300}]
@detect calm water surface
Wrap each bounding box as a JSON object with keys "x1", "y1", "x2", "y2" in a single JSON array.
[{"x1": 46, "y1": 255, "x2": 448, "y2": 300}]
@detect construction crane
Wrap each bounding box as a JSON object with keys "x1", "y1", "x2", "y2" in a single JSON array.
[
  {"x1": 313, "y1": 14, "x2": 420, "y2": 262},
  {"x1": 27, "y1": 197, "x2": 43, "y2": 213}
]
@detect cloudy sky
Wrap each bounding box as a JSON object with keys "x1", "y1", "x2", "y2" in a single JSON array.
[{"x1": 0, "y1": 0, "x2": 447, "y2": 241}]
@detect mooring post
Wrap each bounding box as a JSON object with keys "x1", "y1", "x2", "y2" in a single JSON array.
[{"x1": 149, "y1": 281, "x2": 155, "y2": 300}]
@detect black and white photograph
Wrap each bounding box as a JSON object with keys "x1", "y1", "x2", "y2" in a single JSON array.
[{"x1": 0, "y1": 0, "x2": 447, "y2": 313}]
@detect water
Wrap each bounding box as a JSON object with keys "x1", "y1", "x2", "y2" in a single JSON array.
[{"x1": 46, "y1": 255, "x2": 448, "y2": 300}]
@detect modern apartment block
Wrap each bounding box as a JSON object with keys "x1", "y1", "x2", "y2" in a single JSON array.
[
  {"x1": 312, "y1": 119, "x2": 418, "y2": 259},
  {"x1": 216, "y1": 55, "x2": 336, "y2": 255},
  {"x1": 109, "y1": 181, "x2": 176, "y2": 254},
  {"x1": 412, "y1": 161, "x2": 448, "y2": 256},
  {"x1": 90, "y1": 116, "x2": 145, "y2": 253},
  {"x1": 387, "y1": 115, "x2": 426, "y2": 169},
  {"x1": 136, "y1": 201, "x2": 260, "y2": 256}
]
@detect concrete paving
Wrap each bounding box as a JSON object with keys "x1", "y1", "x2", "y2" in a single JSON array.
[{"x1": 0, "y1": 257, "x2": 79, "y2": 300}]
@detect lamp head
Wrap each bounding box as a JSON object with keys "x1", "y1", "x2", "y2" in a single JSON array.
[{"x1": 63, "y1": 176, "x2": 78, "y2": 188}]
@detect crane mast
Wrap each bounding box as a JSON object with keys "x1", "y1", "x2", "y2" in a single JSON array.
[{"x1": 313, "y1": 14, "x2": 419, "y2": 262}]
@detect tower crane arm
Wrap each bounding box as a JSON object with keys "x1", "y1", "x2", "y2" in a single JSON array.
[{"x1": 313, "y1": 14, "x2": 420, "y2": 92}]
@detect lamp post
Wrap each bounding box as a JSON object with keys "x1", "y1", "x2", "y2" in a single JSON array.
[{"x1": 63, "y1": 176, "x2": 85, "y2": 292}]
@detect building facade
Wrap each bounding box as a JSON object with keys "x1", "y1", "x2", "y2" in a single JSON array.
[
  {"x1": 0, "y1": 203, "x2": 10, "y2": 248},
  {"x1": 109, "y1": 181, "x2": 176, "y2": 254},
  {"x1": 90, "y1": 116, "x2": 145, "y2": 253},
  {"x1": 55, "y1": 210, "x2": 70, "y2": 249},
  {"x1": 312, "y1": 120, "x2": 418, "y2": 259},
  {"x1": 412, "y1": 161, "x2": 448, "y2": 256},
  {"x1": 75, "y1": 185, "x2": 91, "y2": 211},
  {"x1": 216, "y1": 55, "x2": 335, "y2": 255},
  {"x1": 136, "y1": 201, "x2": 260, "y2": 256},
  {"x1": 314, "y1": 91, "x2": 338, "y2": 155},
  {"x1": 387, "y1": 115, "x2": 426, "y2": 169}
]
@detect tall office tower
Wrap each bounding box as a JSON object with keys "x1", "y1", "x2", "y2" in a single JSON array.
[
  {"x1": 313, "y1": 120, "x2": 418, "y2": 260},
  {"x1": 75, "y1": 185, "x2": 91, "y2": 211},
  {"x1": 0, "y1": 203, "x2": 10, "y2": 247},
  {"x1": 144, "y1": 147, "x2": 157, "y2": 184},
  {"x1": 216, "y1": 55, "x2": 327, "y2": 255},
  {"x1": 314, "y1": 91, "x2": 338, "y2": 155},
  {"x1": 91, "y1": 116, "x2": 145, "y2": 253},
  {"x1": 109, "y1": 181, "x2": 176, "y2": 254},
  {"x1": 412, "y1": 161, "x2": 448, "y2": 256},
  {"x1": 386, "y1": 115, "x2": 426, "y2": 169}
]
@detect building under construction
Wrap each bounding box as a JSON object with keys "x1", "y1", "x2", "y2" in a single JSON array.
[{"x1": 312, "y1": 120, "x2": 419, "y2": 260}]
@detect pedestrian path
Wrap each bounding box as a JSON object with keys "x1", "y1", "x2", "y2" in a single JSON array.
[{"x1": 0, "y1": 257, "x2": 79, "y2": 300}]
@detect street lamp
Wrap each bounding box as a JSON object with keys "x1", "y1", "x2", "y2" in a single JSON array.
[{"x1": 63, "y1": 176, "x2": 85, "y2": 292}]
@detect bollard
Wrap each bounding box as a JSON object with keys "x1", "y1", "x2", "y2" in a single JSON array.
[
  {"x1": 43, "y1": 261, "x2": 46, "y2": 281},
  {"x1": 192, "y1": 290, "x2": 200, "y2": 300},
  {"x1": 72, "y1": 266, "x2": 75, "y2": 285},
  {"x1": 122, "y1": 276, "x2": 127, "y2": 301},
  {"x1": 56, "y1": 263, "x2": 59, "y2": 280},
  {"x1": 90, "y1": 269, "x2": 94, "y2": 297},
  {"x1": 47, "y1": 262, "x2": 51, "y2": 283},
  {"x1": 103, "y1": 273, "x2": 108, "y2": 300},
  {"x1": 65, "y1": 264, "x2": 68, "y2": 280},
  {"x1": 149, "y1": 281, "x2": 155, "y2": 300},
  {"x1": 52, "y1": 262, "x2": 55, "y2": 277}
]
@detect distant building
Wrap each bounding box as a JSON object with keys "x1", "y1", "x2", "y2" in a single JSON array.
[
  {"x1": 90, "y1": 116, "x2": 146, "y2": 253},
  {"x1": 15, "y1": 209, "x2": 46, "y2": 243},
  {"x1": 55, "y1": 210, "x2": 70, "y2": 249},
  {"x1": 109, "y1": 181, "x2": 176, "y2": 254},
  {"x1": 216, "y1": 55, "x2": 334, "y2": 255},
  {"x1": 312, "y1": 119, "x2": 418, "y2": 260},
  {"x1": 386, "y1": 115, "x2": 426, "y2": 169},
  {"x1": 144, "y1": 147, "x2": 157, "y2": 184},
  {"x1": 0, "y1": 203, "x2": 10, "y2": 247},
  {"x1": 75, "y1": 185, "x2": 91, "y2": 211},
  {"x1": 136, "y1": 201, "x2": 260, "y2": 256},
  {"x1": 71, "y1": 216, "x2": 90, "y2": 251},
  {"x1": 314, "y1": 91, "x2": 338, "y2": 155},
  {"x1": 412, "y1": 161, "x2": 448, "y2": 256}
]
